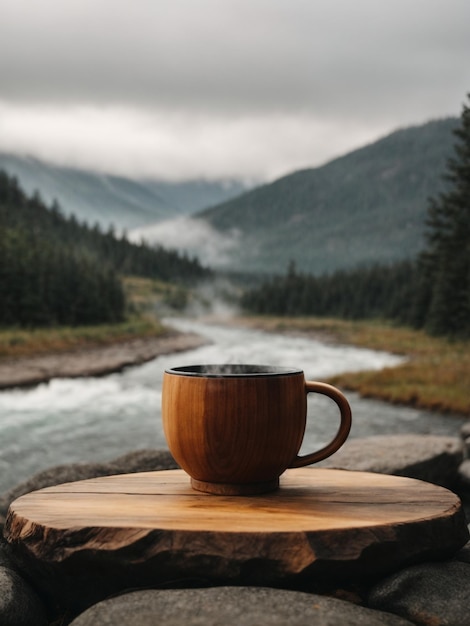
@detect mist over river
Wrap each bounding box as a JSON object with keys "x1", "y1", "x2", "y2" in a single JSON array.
[{"x1": 0, "y1": 318, "x2": 466, "y2": 493}]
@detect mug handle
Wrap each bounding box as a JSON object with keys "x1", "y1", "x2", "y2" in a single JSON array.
[{"x1": 289, "y1": 381, "x2": 352, "y2": 467}]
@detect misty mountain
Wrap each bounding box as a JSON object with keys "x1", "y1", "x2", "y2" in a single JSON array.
[
  {"x1": 194, "y1": 117, "x2": 459, "y2": 275},
  {"x1": 0, "y1": 152, "x2": 251, "y2": 231}
]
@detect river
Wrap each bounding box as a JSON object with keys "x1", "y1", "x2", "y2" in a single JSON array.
[{"x1": 0, "y1": 317, "x2": 466, "y2": 493}]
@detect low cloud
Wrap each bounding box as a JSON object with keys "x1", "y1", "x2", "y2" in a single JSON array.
[
  {"x1": 0, "y1": 101, "x2": 392, "y2": 181},
  {"x1": 130, "y1": 216, "x2": 240, "y2": 268}
]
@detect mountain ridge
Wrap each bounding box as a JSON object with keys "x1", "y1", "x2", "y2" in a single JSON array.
[
  {"x1": 1, "y1": 117, "x2": 460, "y2": 276},
  {"x1": 196, "y1": 117, "x2": 459, "y2": 274}
]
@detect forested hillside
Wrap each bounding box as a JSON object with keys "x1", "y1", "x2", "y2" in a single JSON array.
[
  {"x1": 199, "y1": 118, "x2": 458, "y2": 274},
  {"x1": 241, "y1": 260, "x2": 416, "y2": 323},
  {"x1": 0, "y1": 171, "x2": 209, "y2": 327},
  {"x1": 241, "y1": 97, "x2": 470, "y2": 339}
]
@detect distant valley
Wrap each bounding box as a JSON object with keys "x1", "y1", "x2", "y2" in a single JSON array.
[
  {"x1": 0, "y1": 152, "x2": 251, "y2": 231},
  {"x1": 1, "y1": 116, "x2": 459, "y2": 276}
]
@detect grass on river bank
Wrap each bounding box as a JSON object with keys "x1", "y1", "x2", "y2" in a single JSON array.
[
  {"x1": 0, "y1": 316, "x2": 168, "y2": 359},
  {"x1": 232, "y1": 316, "x2": 470, "y2": 417},
  {"x1": 0, "y1": 288, "x2": 468, "y2": 416},
  {"x1": 0, "y1": 276, "x2": 175, "y2": 359}
]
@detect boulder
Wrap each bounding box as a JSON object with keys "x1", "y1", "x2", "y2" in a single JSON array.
[
  {"x1": 0, "y1": 448, "x2": 178, "y2": 523},
  {"x1": 457, "y1": 458, "x2": 470, "y2": 491},
  {"x1": 368, "y1": 560, "x2": 470, "y2": 626},
  {"x1": 0, "y1": 566, "x2": 48, "y2": 626},
  {"x1": 459, "y1": 422, "x2": 470, "y2": 460},
  {"x1": 319, "y1": 435, "x2": 463, "y2": 487},
  {"x1": 69, "y1": 586, "x2": 414, "y2": 626},
  {"x1": 0, "y1": 538, "x2": 16, "y2": 570},
  {"x1": 462, "y1": 437, "x2": 470, "y2": 460},
  {"x1": 460, "y1": 421, "x2": 470, "y2": 442},
  {"x1": 454, "y1": 540, "x2": 470, "y2": 564}
]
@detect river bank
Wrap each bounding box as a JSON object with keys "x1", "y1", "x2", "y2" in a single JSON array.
[
  {"x1": 214, "y1": 315, "x2": 470, "y2": 416},
  {"x1": 1, "y1": 314, "x2": 468, "y2": 416},
  {"x1": 0, "y1": 330, "x2": 208, "y2": 390}
]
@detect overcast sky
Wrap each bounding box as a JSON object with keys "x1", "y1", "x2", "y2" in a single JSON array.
[{"x1": 1, "y1": 0, "x2": 469, "y2": 181}]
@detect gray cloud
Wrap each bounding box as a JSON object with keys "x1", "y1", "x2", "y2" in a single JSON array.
[{"x1": 1, "y1": 0, "x2": 469, "y2": 179}]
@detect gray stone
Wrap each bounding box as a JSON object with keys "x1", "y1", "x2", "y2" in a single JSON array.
[
  {"x1": 460, "y1": 421, "x2": 470, "y2": 441},
  {"x1": 458, "y1": 459, "x2": 470, "y2": 491},
  {"x1": 0, "y1": 448, "x2": 178, "y2": 519},
  {"x1": 454, "y1": 539, "x2": 470, "y2": 564},
  {"x1": 368, "y1": 560, "x2": 470, "y2": 626},
  {"x1": 462, "y1": 437, "x2": 470, "y2": 460},
  {"x1": 0, "y1": 538, "x2": 17, "y2": 570},
  {"x1": 69, "y1": 586, "x2": 414, "y2": 626},
  {"x1": 0, "y1": 566, "x2": 48, "y2": 626},
  {"x1": 319, "y1": 435, "x2": 463, "y2": 487},
  {"x1": 459, "y1": 420, "x2": 470, "y2": 460}
]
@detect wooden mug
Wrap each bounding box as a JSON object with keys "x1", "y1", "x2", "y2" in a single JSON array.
[{"x1": 162, "y1": 364, "x2": 352, "y2": 495}]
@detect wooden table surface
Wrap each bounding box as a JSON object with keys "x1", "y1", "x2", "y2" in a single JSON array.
[{"x1": 5, "y1": 468, "x2": 469, "y2": 613}]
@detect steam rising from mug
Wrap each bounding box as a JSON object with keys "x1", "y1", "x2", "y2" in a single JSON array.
[{"x1": 162, "y1": 364, "x2": 352, "y2": 495}]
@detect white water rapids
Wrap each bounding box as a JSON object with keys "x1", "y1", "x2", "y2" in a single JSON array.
[{"x1": 0, "y1": 318, "x2": 465, "y2": 493}]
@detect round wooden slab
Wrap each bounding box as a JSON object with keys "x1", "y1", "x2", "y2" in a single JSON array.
[{"x1": 5, "y1": 468, "x2": 468, "y2": 613}]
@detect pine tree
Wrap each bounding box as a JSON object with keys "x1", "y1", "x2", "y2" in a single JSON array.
[{"x1": 416, "y1": 95, "x2": 470, "y2": 337}]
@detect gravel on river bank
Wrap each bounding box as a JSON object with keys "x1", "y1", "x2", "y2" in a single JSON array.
[{"x1": 0, "y1": 331, "x2": 208, "y2": 390}]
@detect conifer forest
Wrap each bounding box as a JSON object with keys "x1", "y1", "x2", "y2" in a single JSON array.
[{"x1": 0, "y1": 172, "x2": 209, "y2": 327}]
